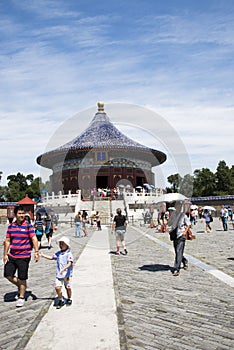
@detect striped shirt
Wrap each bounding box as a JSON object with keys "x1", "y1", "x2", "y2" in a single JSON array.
[
  {"x1": 6, "y1": 220, "x2": 36, "y2": 258},
  {"x1": 44, "y1": 217, "x2": 53, "y2": 233},
  {"x1": 35, "y1": 219, "x2": 44, "y2": 233}
]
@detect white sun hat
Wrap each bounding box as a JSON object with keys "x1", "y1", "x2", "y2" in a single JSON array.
[{"x1": 58, "y1": 236, "x2": 70, "y2": 248}]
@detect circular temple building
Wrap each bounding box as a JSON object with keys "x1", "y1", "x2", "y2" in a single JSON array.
[{"x1": 37, "y1": 102, "x2": 166, "y2": 197}]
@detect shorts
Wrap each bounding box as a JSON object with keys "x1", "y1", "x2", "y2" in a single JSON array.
[
  {"x1": 4, "y1": 256, "x2": 31, "y2": 280},
  {"x1": 36, "y1": 234, "x2": 43, "y2": 242},
  {"x1": 55, "y1": 277, "x2": 72, "y2": 289},
  {"x1": 45, "y1": 229, "x2": 53, "y2": 238},
  {"x1": 115, "y1": 229, "x2": 126, "y2": 238}
]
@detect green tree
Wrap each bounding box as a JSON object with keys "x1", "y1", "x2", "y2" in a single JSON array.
[
  {"x1": 167, "y1": 174, "x2": 182, "y2": 192},
  {"x1": 215, "y1": 160, "x2": 231, "y2": 195},
  {"x1": 230, "y1": 165, "x2": 234, "y2": 194},
  {"x1": 27, "y1": 177, "x2": 41, "y2": 199},
  {"x1": 192, "y1": 168, "x2": 216, "y2": 197},
  {"x1": 6, "y1": 173, "x2": 41, "y2": 201}
]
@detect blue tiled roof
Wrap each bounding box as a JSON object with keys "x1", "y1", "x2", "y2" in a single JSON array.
[
  {"x1": 55, "y1": 112, "x2": 156, "y2": 151},
  {"x1": 37, "y1": 110, "x2": 166, "y2": 168}
]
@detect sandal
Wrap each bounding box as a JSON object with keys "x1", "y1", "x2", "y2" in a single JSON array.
[{"x1": 173, "y1": 270, "x2": 180, "y2": 276}]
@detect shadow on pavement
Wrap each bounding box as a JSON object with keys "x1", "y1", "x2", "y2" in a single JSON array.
[
  {"x1": 109, "y1": 250, "x2": 127, "y2": 256},
  {"x1": 39, "y1": 245, "x2": 53, "y2": 250},
  {"x1": 138, "y1": 264, "x2": 172, "y2": 272},
  {"x1": 4, "y1": 290, "x2": 38, "y2": 302},
  {"x1": 109, "y1": 250, "x2": 117, "y2": 255}
]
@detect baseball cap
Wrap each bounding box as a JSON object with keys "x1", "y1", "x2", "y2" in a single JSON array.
[{"x1": 58, "y1": 236, "x2": 70, "y2": 248}]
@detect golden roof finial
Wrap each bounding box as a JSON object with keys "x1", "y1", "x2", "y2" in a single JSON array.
[{"x1": 97, "y1": 101, "x2": 104, "y2": 112}]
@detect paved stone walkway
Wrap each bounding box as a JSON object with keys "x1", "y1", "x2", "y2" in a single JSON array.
[
  {"x1": 110, "y1": 218, "x2": 234, "y2": 350},
  {"x1": 0, "y1": 217, "x2": 234, "y2": 349},
  {"x1": 0, "y1": 224, "x2": 91, "y2": 350}
]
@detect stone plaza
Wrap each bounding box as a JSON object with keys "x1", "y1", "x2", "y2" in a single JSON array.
[{"x1": 0, "y1": 216, "x2": 233, "y2": 349}]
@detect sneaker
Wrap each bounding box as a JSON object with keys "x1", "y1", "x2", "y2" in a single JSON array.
[
  {"x1": 124, "y1": 249, "x2": 128, "y2": 255},
  {"x1": 16, "y1": 298, "x2": 25, "y2": 307},
  {"x1": 183, "y1": 262, "x2": 188, "y2": 270},
  {"x1": 56, "y1": 299, "x2": 65, "y2": 309},
  {"x1": 66, "y1": 299, "x2": 72, "y2": 306}
]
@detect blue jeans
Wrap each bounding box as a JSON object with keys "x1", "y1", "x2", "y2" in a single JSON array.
[
  {"x1": 75, "y1": 222, "x2": 81, "y2": 237},
  {"x1": 221, "y1": 217, "x2": 228, "y2": 231},
  {"x1": 173, "y1": 236, "x2": 187, "y2": 271}
]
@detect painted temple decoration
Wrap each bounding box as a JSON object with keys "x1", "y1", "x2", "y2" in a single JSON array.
[{"x1": 37, "y1": 102, "x2": 166, "y2": 197}]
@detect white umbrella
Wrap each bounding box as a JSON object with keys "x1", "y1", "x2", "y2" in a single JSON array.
[
  {"x1": 202, "y1": 205, "x2": 216, "y2": 211},
  {"x1": 191, "y1": 204, "x2": 198, "y2": 209},
  {"x1": 153, "y1": 193, "x2": 187, "y2": 204}
]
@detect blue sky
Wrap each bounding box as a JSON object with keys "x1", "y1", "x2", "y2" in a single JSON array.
[{"x1": 0, "y1": 0, "x2": 233, "y2": 188}]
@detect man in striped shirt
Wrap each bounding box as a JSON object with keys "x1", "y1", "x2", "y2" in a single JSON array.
[{"x1": 3, "y1": 205, "x2": 39, "y2": 307}]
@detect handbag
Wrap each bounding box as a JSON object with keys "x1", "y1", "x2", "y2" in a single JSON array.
[
  {"x1": 185, "y1": 229, "x2": 196, "y2": 240},
  {"x1": 209, "y1": 215, "x2": 213, "y2": 222},
  {"x1": 169, "y1": 227, "x2": 178, "y2": 241}
]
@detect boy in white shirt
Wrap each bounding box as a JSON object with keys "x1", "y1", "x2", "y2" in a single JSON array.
[{"x1": 40, "y1": 236, "x2": 73, "y2": 308}]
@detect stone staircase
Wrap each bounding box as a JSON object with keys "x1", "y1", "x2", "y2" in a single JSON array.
[
  {"x1": 110, "y1": 199, "x2": 126, "y2": 216},
  {"x1": 93, "y1": 200, "x2": 110, "y2": 217},
  {"x1": 74, "y1": 197, "x2": 126, "y2": 225}
]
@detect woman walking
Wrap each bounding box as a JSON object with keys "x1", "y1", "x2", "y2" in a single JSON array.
[
  {"x1": 81, "y1": 211, "x2": 89, "y2": 237},
  {"x1": 112, "y1": 208, "x2": 128, "y2": 255},
  {"x1": 96, "y1": 211, "x2": 102, "y2": 231},
  {"x1": 74, "y1": 212, "x2": 82, "y2": 237},
  {"x1": 203, "y1": 209, "x2": 212, "y2": 233},
  {"x1": 34, "y1": 213, "x2": 44, "y2": 249}
]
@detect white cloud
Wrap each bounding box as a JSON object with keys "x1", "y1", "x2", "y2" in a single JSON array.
[{"x1": 0, "y1": 1, "x2": 233, "y2": 188}]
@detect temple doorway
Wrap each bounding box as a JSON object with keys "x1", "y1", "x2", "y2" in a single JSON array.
[{"x1": 96, "y1": 176, "x2": 108, "y2": 189}]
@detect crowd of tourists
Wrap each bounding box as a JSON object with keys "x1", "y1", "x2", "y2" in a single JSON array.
[
  {"x1": 2, "y1": 200, "x2": 233, "y2": 309},
  {"x1": 147, "y1": 204, "x2": 234, "y2": 234},
  {"x1": 73, "y1": 210, "x2": 101, "y2": 238}
]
